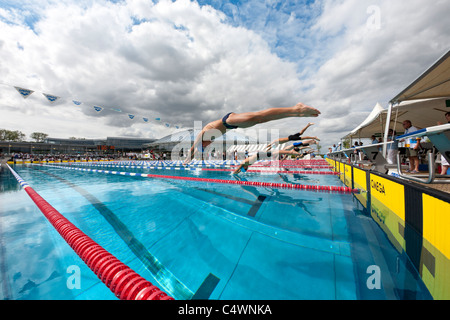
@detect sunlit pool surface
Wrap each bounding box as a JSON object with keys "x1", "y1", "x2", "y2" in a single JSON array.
[{"x1": 0, "y1": 161, "x2": 432, "y2": 300}]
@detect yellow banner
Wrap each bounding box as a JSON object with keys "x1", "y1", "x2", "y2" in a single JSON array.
[{"x1": 370, "y1": 174, "x2": 405, "y2": 221}]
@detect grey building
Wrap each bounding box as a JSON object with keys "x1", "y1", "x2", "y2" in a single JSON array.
[{"x1": 0, "y1": 136, "x2": 156, "y2": 155}]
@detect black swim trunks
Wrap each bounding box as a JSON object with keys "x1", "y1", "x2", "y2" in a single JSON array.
[
  {"x1": 222, "y1": 112, "x2": 239, "y2": 130},
  {"x1": 288, "y1": 133, "x2": 302, "y2": 141}
]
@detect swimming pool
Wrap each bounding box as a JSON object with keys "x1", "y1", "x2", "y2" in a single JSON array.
[{"x1": 0, "y1": 161, "x2": 432, "y2": 300}]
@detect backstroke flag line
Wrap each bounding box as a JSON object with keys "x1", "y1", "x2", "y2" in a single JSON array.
[
  {"x1": 14, "y1": 86, "x2": 34, "y2": 99},
  {"x1": 43, "y1": 93, "x2": 60, "y2": 103},
  {"x1": 3, "y1": 83, "x2": 182, "y2": 130}
]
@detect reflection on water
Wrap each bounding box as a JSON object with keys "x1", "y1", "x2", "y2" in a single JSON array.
[
  {"x1": 0, "y1": 166, "x2": 22, "y2": 193},
  {"x1": 0, "y1": 164, "x2": 434, "y2": 300}
]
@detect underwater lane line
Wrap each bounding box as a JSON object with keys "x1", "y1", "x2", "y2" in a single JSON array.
[
  {"x1": 31, "y1": 167, "x2": 194, "y2": 300},
  {"x1": 31, "y1": 165, "x2": 352, "y2": 257}
]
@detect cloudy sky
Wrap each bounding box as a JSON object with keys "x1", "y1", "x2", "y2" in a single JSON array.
[{"x1": 1, "y1": 0, "x2": 449, "y2": 149}]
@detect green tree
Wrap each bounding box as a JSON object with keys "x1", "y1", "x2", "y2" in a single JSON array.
[
  {"x1": 30, "y1": 132, "x2": 48, "y2": 143},
  {"x1": 316, "y1": 142, "x2": 322, "y2": 154},
  {"x1": 0, "y1": 129, "x2": 26, "y2": 142},
  {"x1": 343, "y1": 138, "x2": 351, "y2": 149}
]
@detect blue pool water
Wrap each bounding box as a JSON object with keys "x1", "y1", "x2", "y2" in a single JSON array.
[{"x1": 0, "y1": 162, "x2": 432, "y2": 300}]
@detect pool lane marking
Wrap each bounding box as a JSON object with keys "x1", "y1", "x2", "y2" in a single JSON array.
[
  {"x1": 57, "y1": 162, "x2": 337, "y2": 175},
  {"x1": 185, "y1": 186, "x2": 267, "y2": 217},
  {"x1": 32, "y1": 167, "x2": 194, "y2": 300},
  {"x1": 192, "y1": 273, "x2": 221, "y2": 300},
  {"x1": 33, "y1": 168, "x2": 231, "y2": 300},
  {"x1": 246, "y1": 195, "x2": 267, "y2": 217},
  {"x1": 35, "y1": 165, "x2": 354, "y2": 256},
  {"x1": 64, "y1": 161, "x2": 332, "y2": 169},
  {"x1": 36, "y1": 164, "x2": 358, "y2": 194},
  {"x1": 217, "y1": 234, "x2": 254, "y2": 300},
  {"x1": 39, "y1": 164, "x2": 295, "y2": 219}
]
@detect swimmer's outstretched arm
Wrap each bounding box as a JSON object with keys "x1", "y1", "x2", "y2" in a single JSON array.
[{"x1": 184, "y1": 121, "x2": 224, "y2": 164}]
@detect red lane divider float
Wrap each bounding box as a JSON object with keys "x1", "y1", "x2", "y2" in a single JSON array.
[
  {"x1": 201, "y1": 168, "x2": 339, "y2": 175},
  {"x1": 239, "y1": 166, "x2": 333, "y2": 169},
  {"x1": 6, "y1": 164, "x2": 173, "y2": 300},
  {"x1": 157, "y1": 174, "x2": 357, "y2": 193},
  {"x1": 261, "y1": 160, "x2": 330, "y2": 167},
  {"x1": 58, "y1": 162, "x2": 335, "y2": 173},
  {"x1": 39, "y1": 164, "x2": 359, "y2": 194}
]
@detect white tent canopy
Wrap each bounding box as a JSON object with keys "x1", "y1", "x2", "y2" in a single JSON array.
[
  {"x1": 343, "y1": 103, "x2": 385, "y2": 139},
  {"x1": 342, "y1": 98, "x2": 450, "y2": 139}
]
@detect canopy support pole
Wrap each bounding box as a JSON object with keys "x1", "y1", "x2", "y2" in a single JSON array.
[{"x1": 382, "y1": 102, "x2": 393, "y2": 158}]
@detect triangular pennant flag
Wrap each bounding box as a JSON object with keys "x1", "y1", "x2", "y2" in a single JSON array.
[
  {"x1": 143, "y1": 117, "x2": 149, "y2": 122},
  {"x1": 165, "y1": 123, "x2": 170, "y2": 127},
  {"x1": 155, "y1": 118, "x2": 161, "y2": 121},
  {"x1": 175, "y1": 125, "x2": 180, "y2": 129},
  {"x1": 93, "y1": 106, "x2": 103, "y2": 113},
  {"x1": 14, "y1": 87, "x2": 34, "y2": 99},
  {"x1": 111, "y1": 108, "x2": 122, "y2": 113},
  {"x1": 128, "y1": 114, "x2": 135, "y2": 120},
  {"x1": 73, "y1": 100, "x2": 82, "y2": 106},
  {"x1": 43, "y1": 93, "x2": 59, "y2": 103}
]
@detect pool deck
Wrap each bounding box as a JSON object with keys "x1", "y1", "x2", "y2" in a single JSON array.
[{"x1": 415, "y1": 181, "x2": 450, "y2": 193}]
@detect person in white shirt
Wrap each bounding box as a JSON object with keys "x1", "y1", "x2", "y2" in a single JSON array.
[{"x1": 401, "y1": 120, "x2": 421, "y2": 173}]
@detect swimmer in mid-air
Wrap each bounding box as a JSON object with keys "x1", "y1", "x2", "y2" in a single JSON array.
[
  {"x1": 183, "y1": 103, "x2": 321, "y2": 164},
  {"x1": 233, "y1": 148, "x2": 315, "y2": 174},
  {"x1": 266, "y1": 122, "x2": 319, "y2": 151}
]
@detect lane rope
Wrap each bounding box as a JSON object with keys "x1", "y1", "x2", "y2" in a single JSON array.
[
  {"x1": 6, "y1": 164, "x2": 174, "y2": 300},
  {"x1": 52, "y1": 162, "x2": 339, "y2": 176},
  {"x1": 37, "y1": 164, "x2": 359, "y2": 194}
]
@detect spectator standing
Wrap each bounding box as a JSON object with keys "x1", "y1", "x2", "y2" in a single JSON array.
[
  {"x1": 386, "y1": 129, "x2": 399, "y2": 165},
  {"x1": 437, "y1": 112, "x2": 450, "y2": 175},
  {"x1": 401, "y1": 120, "x2": 421, "y2": 173}
]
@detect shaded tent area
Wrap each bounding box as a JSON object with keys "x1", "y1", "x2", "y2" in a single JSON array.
[{"x1": 343, "y1": 98, "x2": 450, "y2": 141}]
